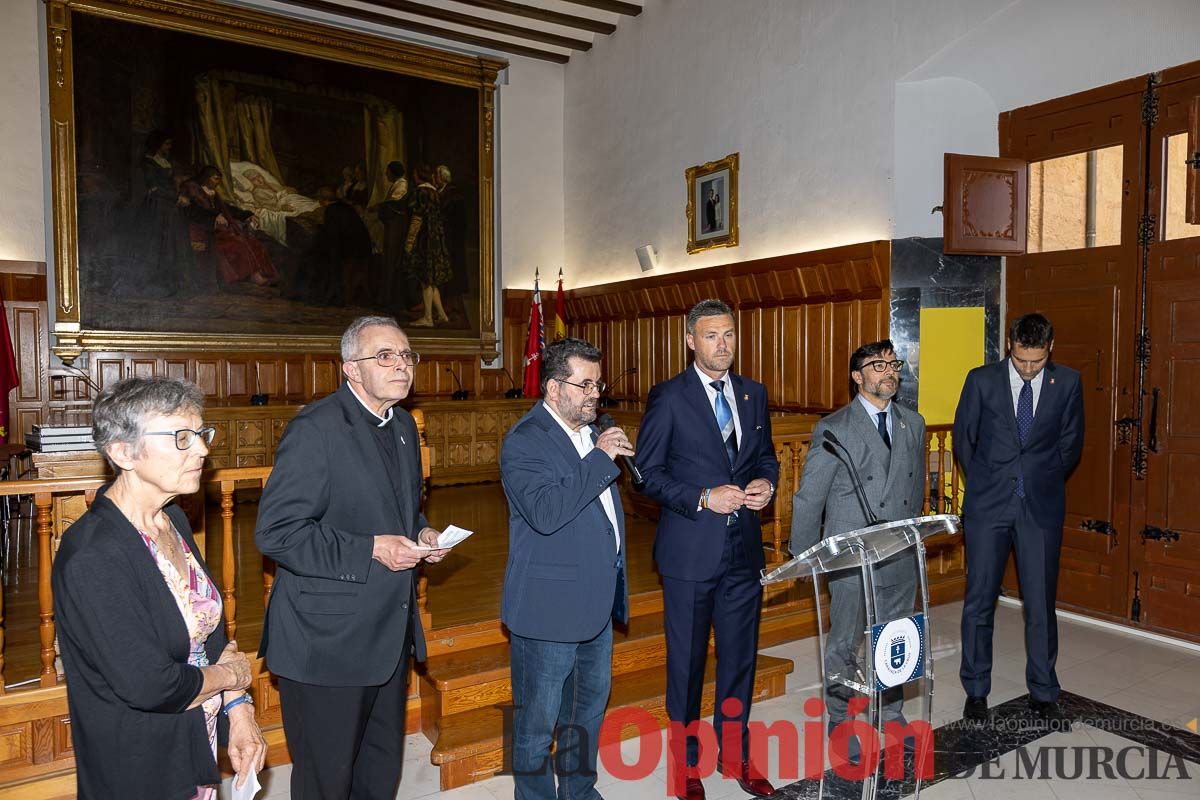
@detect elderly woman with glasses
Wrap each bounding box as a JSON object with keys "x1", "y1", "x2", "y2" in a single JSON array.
[{"x1": 52, "y1": 377, "x2": 267, "y2": 799}]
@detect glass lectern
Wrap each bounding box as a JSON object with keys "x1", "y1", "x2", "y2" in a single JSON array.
[{"x1": 761, "y1": 514, "x2": 960, "y2": 800}]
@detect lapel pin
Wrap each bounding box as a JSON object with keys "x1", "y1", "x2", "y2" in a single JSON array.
[
  {"x1": 900, "y1": 421, "x2": 907, "y2": 429},
  {"x1": 743, "y1": 393, "x2": 749, "y2": 401},
  {"x1": 1049, "y1": 377, "x2": 1055, "y2": 385},
  {"x1": 401, "y1": 435, "x2": 406, "y2": 445}
]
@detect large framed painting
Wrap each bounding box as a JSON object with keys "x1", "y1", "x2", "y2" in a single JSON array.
[
  {"x1": 685, "y1": 152, "x2": 739, "y2": 254},
  {"x1": 46, "y1": 0, "x2": 504, "y2": 363}
]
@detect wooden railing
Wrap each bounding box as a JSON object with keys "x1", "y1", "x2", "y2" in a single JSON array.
[{"x1": 761, "y1": 423, "x2": 960, "y2": 563}]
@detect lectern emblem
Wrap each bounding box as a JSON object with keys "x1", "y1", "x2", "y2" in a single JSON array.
[
  {"x1": 871, "y1": 614, "x2": 925, "y2": 689},
  {"x1": 889, "y1": 638, "x2": 906, "y2": 670}
]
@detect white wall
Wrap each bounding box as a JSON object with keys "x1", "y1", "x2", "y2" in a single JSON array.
[
  {"x1": 0, "y1": 0, "x2": 46, "y2": 261},
  {"x1": 551, "y1": 0, "x2": 1200, "y2": 288},
  {"x1": 497, "y1": 58, "x2": 565, "y2": 289}
]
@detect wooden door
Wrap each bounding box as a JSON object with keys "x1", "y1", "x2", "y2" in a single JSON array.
[
  {"x1": 1000, "y1": 88, "x2": 1143, "y2": 620},
  {"x1": 1132, "y1": 64, "x2": 1200, "y2": 637}
]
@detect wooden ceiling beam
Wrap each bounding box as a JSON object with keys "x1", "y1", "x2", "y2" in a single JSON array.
[
  {"x1": 451, "y1": 0, "x2": 616, "y2": 35},
  {"x1": 558, "y1": 0, "x2": 641, "y2": 17},
  {"x1": 358, "y1": 0, "x2": 592, "y2": 50},
  {"x1": 281, "y1": 0, "x2": 570, "y2": 63}
]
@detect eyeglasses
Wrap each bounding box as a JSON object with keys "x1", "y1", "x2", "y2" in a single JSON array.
[
  {"x1": 143, "y1": 426, "x2": 217, "y2": 450},
  {"x1": 348, "y1": 350, "x2": 421, "y2": 368},
  {"x1": 555, "y1": 378, "x2": 607, "y2": 395},
  {"x1": 860, "y1": 359, "x2": 904, "y2": 373}
]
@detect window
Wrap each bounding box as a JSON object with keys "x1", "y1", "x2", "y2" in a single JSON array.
[
  {"x1": 1163, "y1": 133, "x2": 1200, "y2": 241},
  {"x1": 1027, "y1": 145, "x2": 1123, "y2": 253}
]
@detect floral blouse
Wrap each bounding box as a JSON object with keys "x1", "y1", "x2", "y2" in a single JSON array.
[{"x1": 137, "y1": 524, "x2": 223, "y2": 800}]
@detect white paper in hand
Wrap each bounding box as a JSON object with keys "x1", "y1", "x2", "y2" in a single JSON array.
[
  {"x1": 232, "y1": 768, "x2": 262, "y2": 800},
  {"x1": 413, "y1": 524, "x2": 475, "y2": 550}
]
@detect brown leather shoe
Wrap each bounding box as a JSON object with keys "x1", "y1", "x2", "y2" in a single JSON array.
[
  {"x1": 675, "y1": 775, "x2": 705, "y2": 800},
  {"x1": 735, "y1": 761, "x2": 776, "y2": 797}
]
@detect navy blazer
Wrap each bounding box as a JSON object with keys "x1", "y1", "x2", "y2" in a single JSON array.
[
  {"x1": 636, "y1": 367, "x2": 780, "y2": 582},
  {"x1": 500, "y1": 402, "x2": 629, "y2": 642},
  {"x1": 256, "y1": 384, "x2": 427, "y2": 687},
  {"x1": 952, "y1": 359, "x2": 1084, "y2": 529}
]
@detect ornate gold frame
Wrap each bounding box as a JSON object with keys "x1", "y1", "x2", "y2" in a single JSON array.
[
  {"x1": 685, "y1": 152, "x2": 739, "y2": 254},
  {"x1": 45, "y1": 0, "x2": 505, "y2": 364}
]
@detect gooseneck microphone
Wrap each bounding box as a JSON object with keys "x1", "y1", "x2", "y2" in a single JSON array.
[
  {"x1": 597, "y1": 413, "x2": 644, "y2": 487},
  {"x1": 821, "y1": 429, "x2": 880, "y2": 526}
]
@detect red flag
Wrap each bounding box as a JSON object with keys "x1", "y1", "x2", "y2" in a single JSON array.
[
  {"x1": 522, "y1": 272, "x2": 544, "y2": 398},
  {"x1": 553, "y1": 269, "x2": 567, "y2": 341},
  {"x1": 0, "y1": 290, "x2": 18, "y2": 441}
]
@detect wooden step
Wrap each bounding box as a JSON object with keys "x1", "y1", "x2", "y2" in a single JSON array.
[
  {"x1": 422, "y1": 610, "x2": 669, "y2": 720},
  {"x1": 430, "y1": 653, "x2": 794, "y2": 791}
]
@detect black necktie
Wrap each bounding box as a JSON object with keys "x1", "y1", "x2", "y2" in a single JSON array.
[{"x1": 876, "y1": 410, "x2": 891, "y2": 450}]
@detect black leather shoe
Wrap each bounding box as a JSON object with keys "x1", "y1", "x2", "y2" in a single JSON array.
[
  {"x1": 963, "y1": 696, "x2": 989, "y2": 722},
  {"x1": 1029, "y1": 699, "x2": 1071, "y2": 730}
]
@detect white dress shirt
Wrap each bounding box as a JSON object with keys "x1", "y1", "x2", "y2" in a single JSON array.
[
  {"x1": 856, "y1": 393, "x2": 893, "y2": 440},
  {"x1": 1008, "y1": 359, "x2": 1045, "y2": 416},
  {"x1": 694, "y1": 362, "x2": 742, "y2": 443},
  {"x1": 542, "y1": 402, "x2": 620, "y2": 551}
]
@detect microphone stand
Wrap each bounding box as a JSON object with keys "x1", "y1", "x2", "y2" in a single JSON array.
[
  {"x1": 445, "y1": 367, "x2": 470, "y2": 401},
  {"x1": 500, "y1": 367, "x2": 523, "y2": 399},
  {"x1": 598, "y1": 368, "x2": 637, "y2": 408},
  {"x1": 821, "y1": 429, "x2": 880, "y2": 526}
]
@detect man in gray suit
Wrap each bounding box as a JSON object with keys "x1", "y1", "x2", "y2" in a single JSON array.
[{"x1": 790, "y1": 339, "x2": 926, "y2": 762}]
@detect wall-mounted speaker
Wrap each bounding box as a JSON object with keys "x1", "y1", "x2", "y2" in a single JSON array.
[{"x1": 635, "y1": 244, "x2": 659, "y2": 272}]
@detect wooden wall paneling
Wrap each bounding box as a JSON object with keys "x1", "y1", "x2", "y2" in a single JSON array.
[
  {"x1": 256, "y1": 360, "x2": 280, "y2": 397},
  {"x1": 502, "y1": 241, "x2": 891, "y2": 413},
  {"x1": 804, "y1": 304, "x2": 829, "y2": 409},
  {"x1": 163, "y1": 359, "x2": 189, "y2": 382},
  {"x1": 11, "y1": 304, "x2": 44, "y2": 405},
  {"x1": 95, "y1": 358, "x2": 124, "y2": 391},
  {"x1": 226, "y1": 360, "x2": 251, "y2": 398},
  {"x1": 194, "y1": 359, "x2": 221, "y2": 397},
  {"x1": 311, "y1": 358, "x2": 339, "y2": 396},
  {"x1": 283, "y1": 358, "x2": 307, "y2": 400},
  {"x1": 130, "y1": 358, "x2": 157, "y2": 379}
]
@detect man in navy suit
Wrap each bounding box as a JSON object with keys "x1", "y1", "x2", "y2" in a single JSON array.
[
  {"x1": 501, "y1": 337, "x2": 632, "y2": 800},
  {"x1": 637, "y1": 299, "x2": 780, "y2": 800},
  {"x1": 953, "y1": 313, "x2": 1084, "y2": 725}
]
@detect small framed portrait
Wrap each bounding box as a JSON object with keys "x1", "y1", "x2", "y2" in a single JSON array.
[{"x1": 685, "y1": 152, "x2": 739, "y2": 254}]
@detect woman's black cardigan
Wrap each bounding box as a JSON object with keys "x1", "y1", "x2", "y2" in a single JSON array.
[{"x1": 51, "y1": 488, "x2": 229, "y2": 799}]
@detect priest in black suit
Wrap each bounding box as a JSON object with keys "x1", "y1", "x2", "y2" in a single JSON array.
[{"x1": 256, "y1": 316, "x2": 448, "y2": 799}]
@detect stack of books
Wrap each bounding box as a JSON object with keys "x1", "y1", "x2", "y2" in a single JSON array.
[{"x1": 26, "y1": 424, "x2": 96, "y2": 453}]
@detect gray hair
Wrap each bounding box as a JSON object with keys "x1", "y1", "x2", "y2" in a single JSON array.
[
  {"x1": 540, "y1": 337, "x2": 602, "y2": 394},
  {"x1": 686, "y1": 299, "x2": 733, "y2": 334},
  {"x1": 92, "y1": 377, "x2": 205, "y2": 468},
  {"x1": 341, "y1": 315, "x2": 403, "y2": 361},
  {"x1": 436, "y1": 165, "x2": 451, "y2": 183}
]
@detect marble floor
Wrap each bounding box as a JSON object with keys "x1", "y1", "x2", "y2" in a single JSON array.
[{"x1": 218, "y1": 601, "x2": 1200, "y2": 799}]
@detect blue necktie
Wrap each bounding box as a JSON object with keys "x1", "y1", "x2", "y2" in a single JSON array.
[
  {"x1": 710, "y1": 380, "x2": 738, "y2": 465},
  {"x1": 876, "y1": 410, "x2": 891, "y2": 449},
  {"x1": 1015, "y1": 379, "x2": 1033, "y2": 497}
]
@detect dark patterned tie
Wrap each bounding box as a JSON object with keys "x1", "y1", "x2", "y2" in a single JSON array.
[
  {"x1": 876, "y1": 410, "x2": 891, "y2": 449},
  {"x1": 1015, "y1": 379, "x2": 1033, "y2": 497},
  {"x1": 710, "y1": 380, "x2": 738, "y2": 465}
]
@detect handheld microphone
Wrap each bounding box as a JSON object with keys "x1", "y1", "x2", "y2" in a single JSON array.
[
  {"x1": 597, "y1": 413, "x2": 644, "y2": 486},
  {"x1": 500, "y1": 367, "x2": 523, "y2": 399},
  {"x1": 445, "y1": 367, "x2": 469, "y2": 401},
  {"x1": 821, "y1": 429, "x2": 880, "y2": 525}
]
